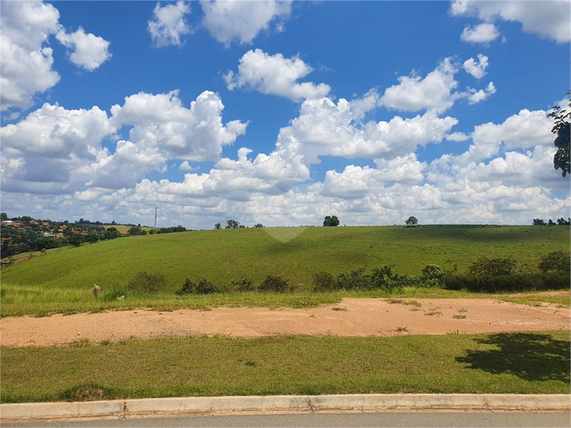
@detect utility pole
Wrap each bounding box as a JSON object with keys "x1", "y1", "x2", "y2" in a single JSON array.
[{"x1": 154, "y1": 207, "x2": 157, "y2": 231}]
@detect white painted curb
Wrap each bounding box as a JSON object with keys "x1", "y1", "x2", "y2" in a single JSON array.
[{"x1": 1, "y1": 394, "x2": 570, "y2": 421}]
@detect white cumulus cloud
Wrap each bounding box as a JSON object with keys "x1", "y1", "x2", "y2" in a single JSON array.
[
  {"x1": 378, "y1": 58, "x2": 460, "y2": 113},
  {"x1": 148, "y1": 1, "x2": 191, "y2": 47},
  {"x1": 0, "y1": 0, "x2": 61, "y2": 111},
  {"x1": 110, "y1": 90, "x2": 248, "y2": 163},
  {"x1": 200, "y1": 0, "x2": 292, "y2": 46},
  {"x1": 0, "y1": 0, "x2": 112, "y2": 111},
  {"x1": 276, "y1": 96, "x2": 458, "y2": 165},
  {"x1": 224, "y1": 49, "x2": 330, "y2": 101},
  {"x1": 460, "y1": 23, "x2": 501, "y2": 44},
  {"x1": 463, "y1": 54, "x2": 489, "y2": 79},
  {"x1": 466, "y1": 81, "x2": 497, "y2": 105},
  {"x1": 0, "y1": 103, "x2": 115, "y2": 193},
  {"x1": 0, "y1": 90, "x2": 248, "y2": 193},
  {"x1": 451, "y1": 0, "x2": 571, "y2": 43},
  {"x1": 55, "y1": 27, "x2": 111, "y2": 71}
]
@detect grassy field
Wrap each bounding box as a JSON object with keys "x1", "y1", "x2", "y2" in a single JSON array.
[
  {"x1": 102, "y1": 224, "x2": 153, "y2": 234},
  {"x1": 1, "y1": 331, "x2": 568, "y2": 403},
  {"x1": 1, "y1": 226, "x2": 569, "y2": 403},
  {"x1": 1, "y1": 225, "x2": 569, "y2": 317}
]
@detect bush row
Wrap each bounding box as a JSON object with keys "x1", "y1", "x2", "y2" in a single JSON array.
[
  {"x1": 444, "y1": 271, "x2": 570, "y2": 293},
  {"x1": 122, "y1": 264, "x2": 446, "y2": 297},
  {"x1": 312, "y1": 264, "x2": 445, "y2": 292},
  {"x1": 106, "y1": 251, "x2": 569, "y2": 299}
]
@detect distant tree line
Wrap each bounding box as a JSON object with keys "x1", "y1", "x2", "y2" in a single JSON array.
[
  {"x1": 532, "y1": 218, "x2": 570, "y2": 226},
  {"x1": 0, "y1": 214, "x2": 187, "y2": 259},
  {"x1": 214, "y1": 220, "x2": 264, "y2": 229},
  {"x1": 214, "y1": 216, "x2": 344, "y2": 229}
]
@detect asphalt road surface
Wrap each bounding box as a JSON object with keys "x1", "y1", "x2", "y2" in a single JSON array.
[{"x1": 3, "y1": 412, "x2": 570, "y2": 427}]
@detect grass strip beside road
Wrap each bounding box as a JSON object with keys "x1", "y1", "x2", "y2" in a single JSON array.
[
  {"x1": 2, "y1": 288, "x2": 569, "y2": 318},
  {"x1": 2, "y1": 331, "x2": 569, "y2": 403}
]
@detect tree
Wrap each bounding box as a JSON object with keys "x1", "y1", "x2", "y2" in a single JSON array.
[
  {"x1": 214, "y1": 222, "x2": 221, "y2": 230},
  {"x1": 405, "y1": 216, "x2": 418, "y2": 226},
  {"x1": 104, "y1": 227, "x2": 121, "y2": 240},
  {"x1": 68, "y1": 235, "x2": 83, "y2": 247},
  {"x1": 548, "y1": 91, "x2": 570, "y2": 177},
  {"x1": 226, "y1": 219, "x2": 240, "y2": 229},
  {"x1": 323, "y1": 215, "x2": 339, "y2": 227},
  {"x1": 254, "y1": 223, "x2": 264, "y2": 228},
  {"x1": 127, "y1": 226, "x2": 146, "y2": 236}
]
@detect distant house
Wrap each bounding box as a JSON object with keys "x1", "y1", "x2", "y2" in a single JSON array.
[{"x1": 1, "y1": 220, "x2": 13, "y2": 226}]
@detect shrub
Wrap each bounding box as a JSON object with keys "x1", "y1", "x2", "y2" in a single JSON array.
[
  {"x1": 259, "y1": 275, "x2": 290, "y2": 293},
  {"x1": 422, "y1": 264, "x2": 445, "y2": 282},
  {"x1": 541, "y1": 271, "x2": 571, "y2": 290},
  {"x1": 469, "y1": 257, "x2": 516, "y2": 277},
  {"x1": 312, "y1": 271, "x2": 338, "y2": 292},
  {"x1": 336, "y1": 267, "x2": 371, "y2": 290},
  {"x1": 444, "y1": 272, "x2": 570, "y2": 293},
  {"x1": 231, "y1": 278, "x2": 257, "y2": 292},
  {"x1": 395, "y1": 274, "x2": 423, "y2": 288},
  {"x1": 176, "y1": 279, "x2": 197, "y2": 295},
  {"x1": 539, "y1": 250, "x2": 570, "y2": 273},
  {"x1": 127, "y1": 272, "x2": 167, "y2": 294},
  {"x1": 195, "y1": 279, "x2": 218, "y2": 295},
  {"x1": 369, "y1": 265, "x2": 402, "y2": 291}
]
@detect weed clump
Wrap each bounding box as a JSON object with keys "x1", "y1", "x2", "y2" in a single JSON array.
[{"x1": 61, "y1": 384, "x2": 113, "y2": 402}]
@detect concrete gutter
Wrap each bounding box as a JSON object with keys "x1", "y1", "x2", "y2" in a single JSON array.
[{"x1": 1, "y1": 394, "x2": 570, "y2": 422}]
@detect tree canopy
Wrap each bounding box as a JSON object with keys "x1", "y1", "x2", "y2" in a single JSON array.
[
  {"x1": 405, "y1": 216, "x2": 418, "y2": 226},
  {"x1": 548, "y1": 91, "x2": 570, "y2": 177},
  {"x1": 323, "y1": 215, "x2": 339, "y2": 227}
]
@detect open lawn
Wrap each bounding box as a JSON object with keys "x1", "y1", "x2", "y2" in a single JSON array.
[
  {"x1": 1, "y1": 225, "x2": 569, "y2": 317},
  {"x1": 1, "y1": 331, "x2": 569, "y2": 403}
]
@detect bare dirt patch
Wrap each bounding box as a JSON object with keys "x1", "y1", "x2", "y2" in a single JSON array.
[{"x1": 1, "y1": 295, "x2": 569, "y2": 347}]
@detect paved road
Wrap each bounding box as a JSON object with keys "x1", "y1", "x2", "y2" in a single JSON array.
[{"x1": 3, "y1": 412, "x2": 570, "y2": 427}]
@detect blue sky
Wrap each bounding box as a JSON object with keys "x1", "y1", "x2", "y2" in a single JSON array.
[{"x1": 1, "y1": 0, "x2": 570, "y2": 229}]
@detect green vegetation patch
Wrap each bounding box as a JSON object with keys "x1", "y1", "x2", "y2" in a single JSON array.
[
  {"x1": 1, "y1": 331, "x2": 569, "y2": 403},
  {"x1": 1, "y1": 225, "x2": 569, "y2": 317}
]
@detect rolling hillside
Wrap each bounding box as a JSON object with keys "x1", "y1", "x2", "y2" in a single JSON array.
[{"x1": 2, "y1": 225, "x2": 569, "y2": 292}]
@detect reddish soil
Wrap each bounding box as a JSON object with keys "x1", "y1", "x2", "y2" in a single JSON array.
[{"x1": 1, "y1": 294, "x2": 569, "y2": 347}]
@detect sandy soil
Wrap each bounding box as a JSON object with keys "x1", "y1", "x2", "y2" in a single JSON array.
[{"x1": 1, "y1": 294, "x2": 569, "y2": 347}]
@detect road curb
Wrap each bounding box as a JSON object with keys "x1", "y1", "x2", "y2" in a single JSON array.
[{"x1": 1, "y1": 394, "x2": 570, "y2": 421}]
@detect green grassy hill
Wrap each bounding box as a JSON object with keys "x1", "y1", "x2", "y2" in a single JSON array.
[
  {"x1": 1, "y1": 225, "x2": 569, "y2": 316},
  {"x1": 3, "y1": 224, "x2": 569, "y2": 288}
]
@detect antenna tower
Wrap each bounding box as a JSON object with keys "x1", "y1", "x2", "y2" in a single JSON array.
[{"x1": 154, "y1": 207, "x2": 157, "y2": 230}]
